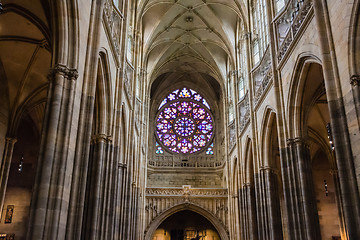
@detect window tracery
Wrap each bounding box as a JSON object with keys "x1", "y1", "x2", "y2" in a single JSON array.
[
  {"x1": 251, "y1": 0, "x2": 269, "y2": 64},
  {"x1": 155, "y1": 88, "x2": 214, "y2": 154}
]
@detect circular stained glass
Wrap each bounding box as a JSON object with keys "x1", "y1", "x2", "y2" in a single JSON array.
[
  {"x1": 156, "y1": 88, "x2": 214, "y2": 154},
  {"x1": 174, "y1": 117, "x2": 195, "y2": 137}
]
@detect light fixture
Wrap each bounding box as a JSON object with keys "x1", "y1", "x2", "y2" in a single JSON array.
[
  {"x1": 0, "y1": 1, "x2": 3, "y2": 14},
  {"x1": 326, "y1": 123, "x2": 335, "y2": 151},
  {"x1": 18, "y1": 154, "x2": 24, "y2": 174},
  {"x1": 324, "y1": 180, "x2": 328, "y2": 196}
]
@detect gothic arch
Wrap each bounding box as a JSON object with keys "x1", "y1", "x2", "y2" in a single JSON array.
[
  {"x1": 349, "y1": 0, "x2": 360, "y2": 76},
  {"x1": 287, "y1": 55, "x2": 322, "y2": 138},
  {"x1": 144, "y1": 203, "x2": 229, "y2": 240},
  {"x1": 50, "y1": 0, "x2": 79, "y2": 67},
  {"x1": 94, "y1": 52, "x2": 113, "y2": 136},
  {"x1": 260, "y1": 107, "x2": 277, "y2": 167},
  {"x1": 244, "y1": 138, "x2": 254, "y2": 184}
]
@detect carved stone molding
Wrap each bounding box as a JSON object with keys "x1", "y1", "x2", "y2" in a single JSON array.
[
  {"x1": 91, "y1": 134, "x2": 112, "y2": 143},
  {"x1": 48, "y1": 64, "x2": 79, "y2": 81},
  {"x1": 118, "y1": 163, "x2": 127, "y2": 169},
  {"x1": 259, "y1": 166, "x2": 278, "y2": 175},
  {"x1": 146, "y1": 187, "x2": 228, "y2": 197},
  {"x1": 351, "y1": 75, "x2": 360, "y2": 87},
  {"x1": 145, "y1": 203, "x2": 157, "y2": 213},
  {"x1": 67, "y1": 68, "x2": 79, "y2": 80},
  {"x1": 5, "y1": 137, "x2": 17, "y2": 144},
  {"x1": 286, "y1": 137, "x2": 309, "y2": 147},
  {"x1": 238, "y1": 92, "x2": 250, "y2": 133}
]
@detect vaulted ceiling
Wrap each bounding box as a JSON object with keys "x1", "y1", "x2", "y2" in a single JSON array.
[
  {"x1": 0, "y1": 1, "x2": 51, "y2": 135},
  {"x1": 138, "y1": 0, "x2": 247, "y2": 96}
]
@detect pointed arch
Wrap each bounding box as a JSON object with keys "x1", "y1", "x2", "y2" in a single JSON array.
[
  {"x1": 349, "y1": 0, "x2": 360, "y2": 76},
  {"x1": 260, "y1": 107, "x2": 277, "y2": 167},
  {"x1": 244, "y1": 137, "x2": 254, "y2": 185},
  {"x1": 286, "y1": 54, "x2": 322, "y2": 138},
  {"x1": 144, "y1": 203, "x2": 229, "y2": 240},
  {"x1": 93, "y1": 51, "x2": 113, "y2": 136}
]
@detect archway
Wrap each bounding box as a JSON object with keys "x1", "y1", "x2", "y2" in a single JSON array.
[
  {"x1": 288, "y1": 59, "x2": 343, "y2": 239},
  {"x1": 144, "y1": 204, "x2": 229, "y2": 240},
  {"x1": 153, "y1": 210, "x2": 220, "y2": 240}
]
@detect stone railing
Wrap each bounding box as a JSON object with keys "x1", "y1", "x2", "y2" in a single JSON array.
[
  {"x1": 275, "y1": 0, "x2": 313, "y2": 63},
  {"x1": 103, "y1": 0, "x2": 124, "y2": 56},
  {"x1": 238, "y1": 91, "x2": 250, "y2": 133},
  {"x1": 148, "y1": 155, "x2": 224, "y2": 168},
  {"x1": 228, "y1": 121, "x2": 236, "y2": 152},
  {"x1": 254, "y1": 69, "x2": 273, "y2": 106},
  {"x1": 252, "y1": 48, "x2": 273, "y2": 107}
]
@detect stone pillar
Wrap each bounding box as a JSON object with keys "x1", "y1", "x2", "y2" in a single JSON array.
[
  {"x1": 83, "y1": 134, "x2": 112, "y2": 240},
  {"x1": 0, "y1": 137, "x2": 17, "y2": 219},
  {"x1": 245, "y1": 183, "x2": 258, "y2": 240},
  {"x1": 254, "y1": 171, "x2": 266, "y2": 240},
  {"x1": 117, "y1": 162, "x2": 127, "y2": 239},
  {"x1": 27, "y1": 64, "x2": 78, "y2": 240},
  {"x1": 286, "y1": 138, "x2": 321, "y2": 240},
  {"x1": 313, "y1": 1, "x2": 360, "y2": 238},
  {"x1": 262, "y1": 167, "x2": 283, "y2": 240},
  {"x1": 238, "y1": 187, "x2": 247, "y2": 240}
]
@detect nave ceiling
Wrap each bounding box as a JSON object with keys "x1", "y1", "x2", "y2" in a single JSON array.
[
  {"x1": 0, "y1": 0, "x2": 51, "y2": 135},
  {"x1": 137, "y1": 0, "x2": 248, "y2": 94}
]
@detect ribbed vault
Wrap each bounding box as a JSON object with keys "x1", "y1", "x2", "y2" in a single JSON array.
[{"x1": 137, "y1": 0, "x2": 247, "y2": 88}]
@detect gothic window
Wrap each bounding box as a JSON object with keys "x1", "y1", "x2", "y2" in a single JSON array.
[
  {"x1": 155, "y1": 88, "x2": 214, "y2": 154},
  {"x1": 237, "y1": 25, "x2": 248, "y2": 100},
  {"x1": 276, "y1": 0, "x2": 286, "y2": 12},
  {"x1": 251, "y1": 0, "x2": 269, "y2": 64}
]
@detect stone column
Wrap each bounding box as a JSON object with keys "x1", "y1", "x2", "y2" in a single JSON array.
[
  {"x1": 313, "y1": 1, "x2": 360, "y2": 238},
  {"x1": 245, "y1": 183, "x2": 258, "y2": 240},
  {"x1": 0, "y1": 137, "x2": 17, "y2": 220},
  {"x1": 27, "y1": 64, "x2": 78, "y2": 240},
  {"x1": 262, "y1": 167, "x2": 283, "y2": 240},
  {"x1": 83, "y1": 134, "x2": 112, "y2": 240},
  {"x1": 287, "y1": 138, "x2": 321, "y2": 240},
  {"x1": 254, "y1": 171, "x2": 266, "y2": 240}
]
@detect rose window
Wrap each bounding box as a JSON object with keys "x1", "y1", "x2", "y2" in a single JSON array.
[{"x1": 156, "y1": 88, "x2": 214, "y2": 154}]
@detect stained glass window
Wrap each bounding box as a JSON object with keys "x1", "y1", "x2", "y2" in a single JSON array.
[
  {"x1": 206, "y1": 143, "x2": 214, "y2": 155},
  {"x1": 156, "y1": 88, "x2": 214, "y2": 154},
  {"x1": 155, "y1": 142, "x2": 164, "y2": 154}
]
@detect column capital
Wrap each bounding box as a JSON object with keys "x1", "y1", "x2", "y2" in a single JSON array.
[
  {"x1": 259, "y1": 165, "x2": 278, "y2": 174},
  {"x1": 329, "y1": 169, "x2": 338, "y2": 175},
  {"x1": 243, "y1": 182, "x2": 253, "y2": 188},
  {"x1": 67, "y1": 68, "x2": 79, "y2": 80},
  {"x1": 286, "y1": 137, "x2": 308, "y2": 147},
  {"x1": 48, "y1": 64, "x2": 79, "y2": 81},
  {"x1": 350, "y1": 75, "x2": 360, "y2": 87},
  {"x1": 119, "y1": 163, "x2": 127, "y2": 169},
  {"x1": 91, "y1": 134, "x2": 112, "y2": 143},
  {"x1": 5, "y1": 137, "x2": 17, "y2": 144}
]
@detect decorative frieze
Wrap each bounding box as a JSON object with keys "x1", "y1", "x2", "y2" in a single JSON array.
[{"x1": 146, "y1": 187, "x2": 228, "y2": 197}]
